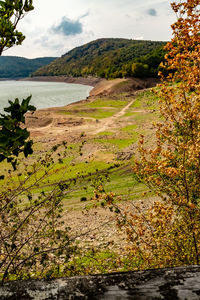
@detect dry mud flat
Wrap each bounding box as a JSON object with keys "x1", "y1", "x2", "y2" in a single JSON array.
[{"x1": 26, "y1": 77, "x2": 158, "y2": 146}]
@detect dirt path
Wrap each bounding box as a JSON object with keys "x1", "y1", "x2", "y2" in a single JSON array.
[
  {"x1": 28, "y1": 96, "x2": 136, "y2": 144},
  {"x1": 93, "y1": 98, "x2": 135, "y2": 134}
]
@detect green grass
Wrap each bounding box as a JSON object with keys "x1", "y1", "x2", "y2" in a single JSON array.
[
  {"x1": 1, "y1": 159, "x2": 117, "y2": 206},
  {"x1": 64, "y1": 249, "x2": 141, "y2": 276},
  {"x1": 95, "y1": 126, "x2": 139, "y2": 150},
  {"x1": 62, "y1": 165, "x2": 151, "y2": 211},
  {"x1": 32, "y1": 160, "x2": 116, "y2": 193},
  {"x1": 123, "y1": 111, "x2": 136, "y2": 117},
  {"x1": 87, "y1": 98, "x2": 128, "y2": 108},
  {"x1": 58, "y1": 98, "x2": 129, "y2": 120},
  {"x1": 63, "y1": 161, "x2": 114, "y2": 179},
  {"x1": 97, "y1": 131, "x2": 114, "y2": 136},
  {"x1": 121, "y1": 124, "x2": 138, "y2": 132},
  {"x1": 104, "y1": 168, "x2": 147, "y2": 198},
  {"x1": 65, "y1": 250, "x2": 120, "y2": 275},
  {"x1": 132, "y1": 112, "x2": 158, "y2": 124},
  {"x1": 95, "y1": 138, "x2": 136, "y2": 150},
  {"x1": 61, "y1": 109, "x2": 115, "y2": 119},
  {"x1": 64, "y1": 245, "x2": 147, "y2": 276},
  {"x1": 131, "y1": 89, "x2": 159, "y2": 110},
  {"x1": 85, "y1": 110, "x2": 115, "y2": 119}
]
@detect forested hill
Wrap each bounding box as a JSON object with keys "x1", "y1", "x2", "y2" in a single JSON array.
[
  {"x1": 32, "y1": 38, "x2": 166, "y2": 79},
  {"x1": 0, "y1": 56, "x2": 57, "y2": 79}
]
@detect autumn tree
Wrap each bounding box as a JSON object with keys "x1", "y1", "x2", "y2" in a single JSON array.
[{"x1": 111, "y1": 0, "x2": 200, "y2": 268}]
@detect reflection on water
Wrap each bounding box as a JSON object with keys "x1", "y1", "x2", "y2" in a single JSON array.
[{"x1": 0, "y1": 81, "x2": 92, "y2": 113}]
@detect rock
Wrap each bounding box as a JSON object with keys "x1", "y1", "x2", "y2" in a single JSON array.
[{"x1": 0, "y1": 266, "x2": 200, "y2": 299}]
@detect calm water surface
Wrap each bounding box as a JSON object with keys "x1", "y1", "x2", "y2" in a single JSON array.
[{"x1": 0, "y1": 81, "x2": 93, "y2": 113}]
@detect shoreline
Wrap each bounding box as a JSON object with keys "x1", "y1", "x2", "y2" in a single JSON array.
[
  {"x1": 24, "y1": 77, "x2": 158, "y2": 112},
  {"x1": 20, "y1": 76, "x2": 102, "y2": 88},
  {"x1": 20, "y1": 76, "x2": 104, "y2": 102},
  {"x1": 20, "y1": 76, "x2": 119, "y2": 105},
  {"x1": 2, "y1": 77, "x2": 158, "y2": 114},
  {"x1": 0, "y1": 76, "x2": 98, "y2": 113}
]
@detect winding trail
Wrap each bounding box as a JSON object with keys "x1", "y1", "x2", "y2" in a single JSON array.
[
  {"x1": 93, "y1": 98, "x2": 135, "y2": 134},
  {"x1": 28, "y1": 96, "x2": 137, "y2": 142}
]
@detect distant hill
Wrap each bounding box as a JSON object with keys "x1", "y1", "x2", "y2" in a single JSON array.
[
  {"x1": 0, "y1": 56, "x2": 57, "y2": 79},
  {"x1": 32, "y1": 38, "x2": 166, "y2": 79}
]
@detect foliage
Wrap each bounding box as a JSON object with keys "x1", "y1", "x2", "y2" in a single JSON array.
[
  {"x1": 0, "y1": 96, "x2": 36, "y2": 173},
  {"x1": 64, "y1": 248, "x2": 145, "y2": 275},
  {"x1": 32, "y1": 38, "x2": 166, "y2": 79},
  {"x1": 0, "y1": 1, "x2": 36, "y2": 170},
  {"x1": 124, "y1": 0, "x2": 200, "y2": 267},
  {"x1": 65, "y1": 250, "x2": 120, "y2": 276},
  {"x1": 134, "y1": 46, "x2": 166, "y2": 77},
  {"x1": 0, "y1": 56, "x2": 57, "y2": 78},
  {"x1": 0, "y1": 0, "x2": 34, "y2": 55}
]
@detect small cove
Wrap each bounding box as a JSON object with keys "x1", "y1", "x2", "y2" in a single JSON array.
[{"x1": 0, "y1": 80, "x2": 93, "y2": 113}]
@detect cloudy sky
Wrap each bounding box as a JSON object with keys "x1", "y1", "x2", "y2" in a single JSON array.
[{"x1": 4, "y1": 0, "x2": 175, "y2": 59}]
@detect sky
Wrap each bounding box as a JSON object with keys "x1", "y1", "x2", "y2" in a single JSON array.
[{"x1": 4, "y1": 0, "x2": 175, "y2": 59}]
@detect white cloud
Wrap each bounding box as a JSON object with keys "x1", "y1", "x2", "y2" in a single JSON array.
[{"x1": 4, "y1": 0, "x2": 175, "y2": 58}]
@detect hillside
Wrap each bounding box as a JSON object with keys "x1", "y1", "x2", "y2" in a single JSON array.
[
  {"x1": 0, "y1": 56, "x2": 57, "y2": 79},
  {"x1": 32, "y1": 38, "x2": 166, "y2": 79}
]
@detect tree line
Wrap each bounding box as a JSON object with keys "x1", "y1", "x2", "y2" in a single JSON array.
[
  {"x1": 0, "y1": 56, "x2": 56, "y2": 78},
  {"x1": 32, "y1": 38, "x2": 166, "y2": 79}
]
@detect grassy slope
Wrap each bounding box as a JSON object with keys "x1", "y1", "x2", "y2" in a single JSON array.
[{"x1": 60, "y1": 88, "x2": 159, "y2": 209}]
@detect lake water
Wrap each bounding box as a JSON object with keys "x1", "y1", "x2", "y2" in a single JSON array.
[{"x1": 0, "y1": 81, "x2": 93, "y2": 113}]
